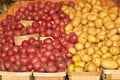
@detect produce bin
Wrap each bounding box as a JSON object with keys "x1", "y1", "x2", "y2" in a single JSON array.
[
  {"x1": 103, "y1": 70, "x2": 120, "y2": 80},
  {"x1": 0, "y1": 71, "x2": 31, "y2": 80},
  {"x1": 68, "y1": 72, "x2": 101, "y2": 80}
]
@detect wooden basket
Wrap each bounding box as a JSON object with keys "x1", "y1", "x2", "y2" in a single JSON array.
[
  {"x1": 103, "y1": 70, "x2": 120, "y2": 80},
  {"x1": 0, "y1": 71, "x2": 31, "y2": 80},
  {"x1": 14, "y1": 33, "x2": 39, "y2": 45},
  {"x1": 68, "y1": 72, "x2": 101, "y2": 80},
  {"x1": 33, "y1": 72, "x2": 66, "y2": 80}
]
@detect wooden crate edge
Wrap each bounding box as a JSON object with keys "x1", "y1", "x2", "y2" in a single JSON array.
[
  {"x1": 34, "y1": 71, "x2": 66, "y2": 77},
  {"x1": 103, "y1": 70, "x2": 120, "y2": 74},
  {"x1": 0, "y1": 71, "x2": 31, "y2": 76},
  {"x1": 68, "y1": 72, "x2": 101, "y2": 76}
]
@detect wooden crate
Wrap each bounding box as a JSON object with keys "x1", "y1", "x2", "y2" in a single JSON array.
[
  {"x1": 33, "y1": 72, "x2": 66, "y2": 80},
  {"x1": 103, "y1": 70, "x2": 120, "y2": 80},
  {"x1": 14, "y1": 33, "x2": 40, "y2": 45},
  {"x1": 68, "y1": 72, "x2": 101, "y2": 80},
  {"x1": 0, "y1": 71, "x2": 31, "y2": 80}
]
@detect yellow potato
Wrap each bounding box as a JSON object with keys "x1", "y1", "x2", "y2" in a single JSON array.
[
  {"x1": 85, "y1": 3, "x2": 92, "y2": 9},
  {"x1": 68, "y1": 46, "x2": 77, "y2": 54},
  {"x1": 103, "y1": 16, "x2": 111, "y2": 23},
  {"x1": 78, "y1": 1, "x2": 84, "y2": 8},
  {"x1": 74, "y1": 67, "x2": 84, "y2": 72},
  {"x1": 72, "y1": 17, "x2": 81, "y2": 26},
  {"x1": 61, "y1": 5, "x2": 69, "y2": 11},
  {"x1": 72, "y1": 54, "x2": 81, "y2": 62},
  {"x1": 102, "y1": 53, "x2": 112, "y2": 59},
  {"x1": 76, "y1": 6, "x2": 82, "y2": 11},
  {"x1": 81, "y1": 54, "x2": 92, "y2": 62},
  {"x1": 74, "y1": 61, "x2": 86, "y2": 68},
  {"x1": 109, "y1": 34, "x2": 120, "y2": 41},
  {"x1": 87, "y1": 27, "x2": 97, "y2": 35},
  {"x1": 97, "y1": 35, "x2": 105, "y2": 41},
  {"x1": 81, "y1": 19, "x2": 88, "y2": 25},
  {"x1": 113, "y1": 55, "x2": 119, "y2": 60},
  {"x1": 82, "y1": 13, "x2": 89, "y2": 19},
  {"x1": 75, "y1": 11, "x2": 82, "y2": 18},
  {"x1": 96, "y1": 29, "x2": 101, "y2": 33},
  {"x1": 97, "y1": 42, "x2": 103, "y2": 48},
  {"x1": 87, "y1": 35, "x2": 97, "y2": 43},
  {"x1": 87, "y1": 47, "x2": 95, "y2": 55},
  {"x1": 116, "y1": 58, "x2": 120, "y2": 66},
  {"x1": 102, "y1": 58, "x2": 118, "y2": 69},
  {"x1": 95, "y1": 50, "x2": 103, "y2": 56},
  {"x1": 91, "y1": 0, "x2": 97, "y2": 5},
  {"x1": 99, "y1": 11, "x2": 107, "y2": 18},
  {"x1": 92, "y1": 57, "x2": 102, "y2": 67},
  {"x1": 67, "y1": 64, "x2": 75, "y2": 72},
  {"x1": 69, "y1": 9, "x2": 75, "y2": 19},
  {"x1": 85, "y1": 62, "x2": 97, "y2": 72},
  {"x1": 104, "y1": 21, "x2": 115, "y2": 29},
  {"x1": 109, "y1": 7, "x2": 118, "y2": 13},
  {"x1": 82, "y1": 7, "x2": 90, "y2": 13},
  {"x1": 110, "y1": 46, "x2": 120, "y2": 56},
  {"x1": 86, "y1": 0, "x2": 91, "y2": 3},
  {"x1": 107, "y1": 28, "x2": 117, "y2": 38},
  {"x1": 117, "y1": 27, "x2": 120, "y2": 34},
  {"x1": 65, "y1": 23, "x2": 73, "y2": 32},
  {"x1": 82, "y1": 26, "x2": 88, "y2": 32},
  {"x1": 79, "y1": 49, "x2": 87, "y2": 56},
  {"x1": 92, "y1": 8, "x2": 99, "y2": 12},
  {"x1": 109, "y1": 12, "x2": 117, "y2": 20},
  {"x1": 100, "y1": 46, "x2": 109, "y2": 54},
  {"x1": 64, "y1": 8, "x2": 70, "y2": 14},
  {"x1": 85, "y1": 42, "x2": 92, "y2": 48},
  {"x1": 75, "y1": 42, "x2": 84, "y2": 50},
  {"x1": 93, "y1": 53, "x2": 101, "y2": 58},
  {"x1": 93, "y1": 5, "x2": 102, "y2": 11},
  {"x1": 115, "y1": 17, "x2": 120, "y2": 24},
  {"x1": 88, "y1": 21, "x2": 95, "y2": 27},
  {"x1": 105, "y1": 40, "x2": 113, "y2": 47},
  {"x1": 112, "y1": 40, "x2": 120, "y2": 47},
  {"x1": 87, "y1": 13, "x2": 97, "y2": 21},
  {"x1": 78, "y1": 32, "x2": 87, "y2": 44},
  {"x1": 95, "y1": 19, "x2": 103, "y2": 28},
  {"x1": 95, "y1": 0, "x2": 101, "y2": 5}
]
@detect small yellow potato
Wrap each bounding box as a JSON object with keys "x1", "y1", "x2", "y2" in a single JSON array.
[
  {"x1": 104, "y1": 21, "x2": 115, "y2": 29},
  {"x1": 95, "y1": 19, "x2": 103, "y2": 28},
  {"x1": 87, "y1": 13, "x2": 97, "y2": 21}
]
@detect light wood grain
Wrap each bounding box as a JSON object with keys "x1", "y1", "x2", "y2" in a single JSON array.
[
  {"x1": 14, "y1": 33, "x2": 39, "y2": 45},
  {"x1": 0, "y1": 71, "x2": 31, "y2": 80},
  {"x1": 103, "y1": 70, "x2": 120, "y2": 80}
]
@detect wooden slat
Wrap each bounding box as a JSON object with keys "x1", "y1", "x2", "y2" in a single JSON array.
[
  {"x1": 0, "y1": 71, "x2": 31, "y2": 80},
  {"x1": 104, "y1": 70, "x2": 120, "y2": 80},
  {"x1": 34, "y1": 72, "x2": 66, "y2": 80},
  {"x1": 68, "y1": 72, "x2": 101, "y2": 76},
  {"x1": 35, "y1": 77, "x2": 64, "y2": 80},
  {"x1": 68, "y1": 72, "x2": 101, "y2": 80},
  {"x1": 14, "y1": 33, "x2": 39, "y2": 45},
  {"x1": 103, "y1": 70, "x2": 120, "y2": 74},
  {"x1": 34, "y1": 72, "x2": 66, "y2": 77},
  {"x1": 70, "y1": 75, "x2": 100, "y2": 80}
]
